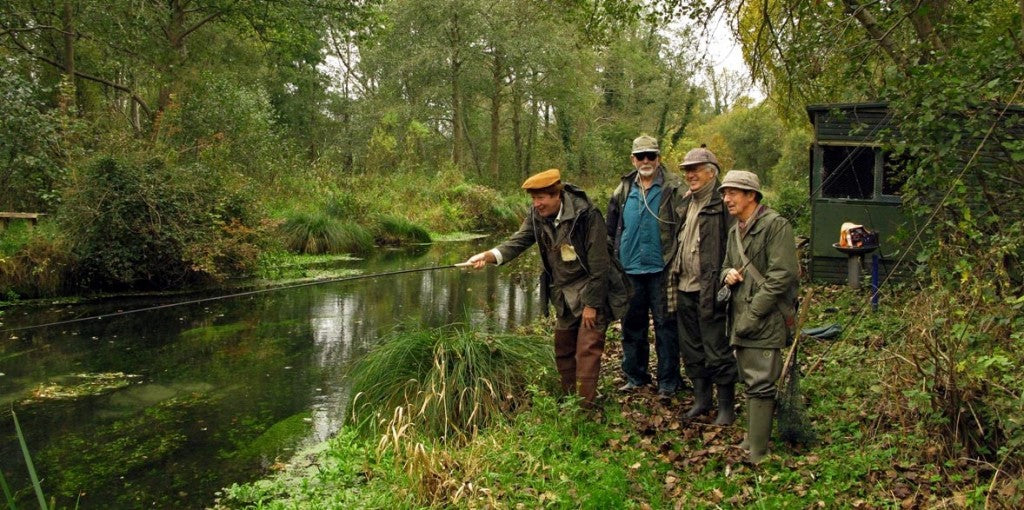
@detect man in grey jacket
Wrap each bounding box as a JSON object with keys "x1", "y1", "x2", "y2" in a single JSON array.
[{"x1": 719, "y1": 170, "x2": 799, "y2": 464}]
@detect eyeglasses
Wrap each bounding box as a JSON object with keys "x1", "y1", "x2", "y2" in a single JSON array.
[{"x1": 633, "y1": 152, "x2": 659, "y2": 161}]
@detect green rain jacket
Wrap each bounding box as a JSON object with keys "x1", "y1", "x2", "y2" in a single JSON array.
[{"x1": 720, "y1": 206, "x2": 799, "y2": 349}]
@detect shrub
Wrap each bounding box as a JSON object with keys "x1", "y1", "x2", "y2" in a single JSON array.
[
  {"x1": 445, "y1": 183, "x2": 523, "y2": 232},
  {"x1": 877, "y1": 267, "x2": 1024, "y2": 471},
  {"x1": 280, "y1": 212, "x2": 373, "y2": 255},
  {"x1": 347, "y1": 325, "x2": 552, "y2": 442},
  {"x1": 324, "y1": 192, "x2": 364, "y2": 220},
  {"x1": 59, "y1": 157, "x2": 266, "y2": 290}
]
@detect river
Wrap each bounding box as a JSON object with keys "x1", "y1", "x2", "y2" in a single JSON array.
[{"x1": 0, "y1": 240, "x2": 541, "y2": 508}]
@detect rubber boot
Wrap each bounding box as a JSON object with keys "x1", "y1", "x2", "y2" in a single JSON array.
[
  {"x1": 713, "y1": 383, "x2": 737, "y2": 425},
  {"x1": 553, "y1": 329, "x2": 578, "y2": 396},
  {"x1": 683, "y1": 378, "x2": 712, "y2": 420},
  {"x1": 747, "y1": 398, "x2": 776, "y2": 465}
]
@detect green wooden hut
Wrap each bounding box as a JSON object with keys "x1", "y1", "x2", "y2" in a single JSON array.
[{"x1": 806, "y1": 103, "x2": 907, "y2": 282}]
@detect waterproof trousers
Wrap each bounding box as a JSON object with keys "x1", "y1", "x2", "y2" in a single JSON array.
[
  {"x1": 736, "y1": 346, "x2": 783, "y2": 463},
  {"x1": 621, "y1": 272, "x2": 682, "y2": 392},
  {"x1": 676, "y1": 290, "x2": 736, "y2": 385},
  {"x1": 554, "y1": 314, "x2": 607, "y2": 406}
]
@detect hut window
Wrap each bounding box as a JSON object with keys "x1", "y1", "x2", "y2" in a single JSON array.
[
  {"x1": 882, "y1": 152, "x2": 909, "y2": 196},
  {"x1": 822, "y1": 146, "x2": 875, "y2": 199}
]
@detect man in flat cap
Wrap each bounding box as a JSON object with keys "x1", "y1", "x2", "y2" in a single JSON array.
[
  {"x1": 719, "y1": 170, "x2": 798, "y2": 464},
  {"x1": 466, "y1": 169, "x2": 628, "y2": 407},
  {"x1": 668, "y1": 145, "x2": 738, "y2": 425},
  {"x1": 606, "y1": 134, "x2": 684, "y2": 398}
]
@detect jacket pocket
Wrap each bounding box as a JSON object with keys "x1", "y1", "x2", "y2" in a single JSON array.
[{"x1": 735, "y1": 310, "x2": 781, "y2": 341}]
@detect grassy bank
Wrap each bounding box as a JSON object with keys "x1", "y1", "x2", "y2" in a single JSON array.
[{"x1": 215, "y1": 284, "x2": 1023, "y2": 509}]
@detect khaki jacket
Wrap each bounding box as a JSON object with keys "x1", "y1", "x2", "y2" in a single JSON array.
[{"x1": 720, "y1": 206, "x2": 798, "y2": 348}]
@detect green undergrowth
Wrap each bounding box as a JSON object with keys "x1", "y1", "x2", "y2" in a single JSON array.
[{"x1": 217, "y1": 284, "x2": 1021, "y2": 508}]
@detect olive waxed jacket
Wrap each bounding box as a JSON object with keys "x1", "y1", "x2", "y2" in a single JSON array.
[
  {"x1": 495, "y1": 184, "x2": 629, "y2": 323},
  {"x1": 720, "y1": 206, "x2": 799, "y2": 349}
]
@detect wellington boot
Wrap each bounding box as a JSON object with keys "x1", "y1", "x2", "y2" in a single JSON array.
[
  {"x1": 737, "y1": 436, "x2": 749, "y2": 451},
  {"x1": 683, "y1": 378, "x2": 712, "y2": 420},
  {"x1": 746, "y1": 398, "x2": 776, "y2": 465},
  {"x1": 713, "y1": 384, "x2": 737, "y2": 426}
]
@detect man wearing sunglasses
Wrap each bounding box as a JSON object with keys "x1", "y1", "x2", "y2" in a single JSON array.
[{"x1": 606, "y1": 135, "x2": 685, "y2": 398}]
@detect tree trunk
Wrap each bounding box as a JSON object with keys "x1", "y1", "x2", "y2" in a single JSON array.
[
  {"x1": 448, "y1": 10, "x2": 464, "y2": 169},
  {"x1": 555, "y1": 106, "x2": 575, "y2": 173},
  {"x1": 61, "y1": 0, "x2": 75, "y2": 112},
  {"x1": 656, "y1": 72, "x2": 675, "y2": 141},
  {"x1": 525, "y1": 87, "x2": 538, "y2": 177},
  {"x1": 511, "y1": 78, "x2": 523, "y2": 179},
  {"x1": 489, "y1": 49, "x2": 503, "y2": 179},
  {"x1": 841, "y1": 0, "x2": 910, "y2": 71}
]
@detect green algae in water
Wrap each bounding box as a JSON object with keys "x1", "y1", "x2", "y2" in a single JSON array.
[
  {"x1": 179, "y1": 320, "x2": 304, "y2": 343},
  {"x1": 235, "y1": 411, "x2": 313, "y2": 463},
  {"x1": 38, "y1": 394, "x2": 212, "y2": 502}
]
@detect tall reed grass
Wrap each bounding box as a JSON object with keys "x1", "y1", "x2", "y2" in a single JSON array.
[
  {"x1": 2, "y1": 411, "x2": 49, "y2": 509},
  {"x1": 347, "y1": 325, "x2": 552, "y2": 443}
]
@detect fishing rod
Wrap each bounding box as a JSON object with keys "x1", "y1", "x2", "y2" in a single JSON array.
[{"x1": 0, "y1": 263, "x2": 475, "y2": 335}]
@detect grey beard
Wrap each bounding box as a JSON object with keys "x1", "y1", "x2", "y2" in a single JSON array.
[{"x1": 638, "y1": 167, "x2": 655, "y2": 177}]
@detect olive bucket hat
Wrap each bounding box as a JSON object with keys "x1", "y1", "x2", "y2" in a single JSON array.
[{"x1": 718, "y1": 170, "x2": 762, "y2": 200}]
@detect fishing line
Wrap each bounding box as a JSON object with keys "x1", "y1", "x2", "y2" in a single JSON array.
[{"x1": 0, "y1": 263, "x2": 472, "y2": 335}]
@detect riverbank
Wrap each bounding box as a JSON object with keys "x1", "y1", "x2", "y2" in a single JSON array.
[{"x1": 215, "y1": 285, "x2": 1022, "y2": 508}]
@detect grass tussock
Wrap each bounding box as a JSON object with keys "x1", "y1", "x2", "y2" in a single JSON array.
[
  {"x1": 347, "y1": 325, "x2": 552, "y2": 443},
  {"x1": 279, "y1": 212, "x2": 373, "y2": 255},
  {"x1": 375, "y1": 215, "x2": 431, "y2": 245}
]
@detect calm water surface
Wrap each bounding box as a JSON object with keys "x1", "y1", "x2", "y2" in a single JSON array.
[{"x1": 0, "y1": 240, "x2": 541, "y2": 508}]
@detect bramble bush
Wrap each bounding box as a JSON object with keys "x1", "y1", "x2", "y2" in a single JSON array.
[{"x1": 59, "y1": 156, "x2": 269, "y2": 290}]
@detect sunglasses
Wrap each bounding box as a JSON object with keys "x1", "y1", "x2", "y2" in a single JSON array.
[{"x1": 633, "y1": 152, "x2": 659, "y2": 161}]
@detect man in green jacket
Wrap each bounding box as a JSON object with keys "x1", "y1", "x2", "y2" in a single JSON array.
[
  {"x1": 719, "y1": 170, "x2": 798, "y2": 464},
  {"x1": 466, "y1": 168, "x2": 628, "y2": 407}
]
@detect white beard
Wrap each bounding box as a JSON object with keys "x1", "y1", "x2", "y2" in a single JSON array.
[{"x1": 638, "y1": 166, "x2": 656, "y2": 178}]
